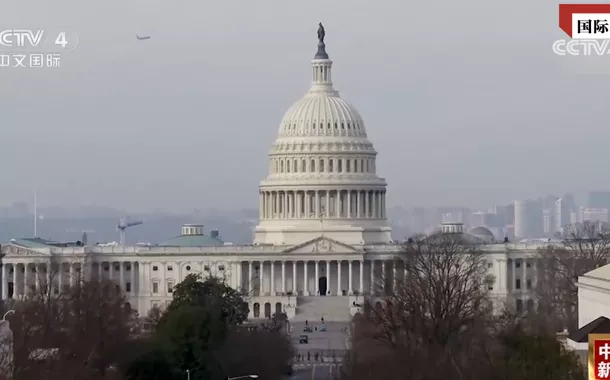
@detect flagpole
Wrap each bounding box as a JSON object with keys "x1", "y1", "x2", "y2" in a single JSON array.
[{"x1": 34, "y1": 191, "x2": 37, "y2": 238}]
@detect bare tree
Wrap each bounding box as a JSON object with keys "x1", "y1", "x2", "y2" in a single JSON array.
[
  {"x1": 344, "y1": 231, "x2": 496, "y2": 380},
  {"x1": 536, "y1": 221, "x2": 610, "y2": 331}
]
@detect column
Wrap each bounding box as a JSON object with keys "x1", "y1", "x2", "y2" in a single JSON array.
[
  {"x1": 292, "y1": 261, "x2": 297, "y2": 293},
  {"x1": 522, "y1": 258, "x2": 527, "y2": 293},
  {"x1": 381, "y1": 260, "x2": 386, "y2": 293},
  {"x1": 381, "y1": 192, "x2": 386, "y2": 218},
  {"x1": 315, "y1": 191, "x2": 320, "y2": 218},
  {"x1": 46, "y1": 263, "x2": 51, "y2": 293},
  {"x1": 304, "y1": 261, "x2": 309, "y2": 295},
  {"x1": 325, "y1": 190, "x2": 330, "y2": 217},
  {"x1": 296, "y1": 192, "x2": 301, "y2": 218},
  {"x1": 118, "y1": 262, "x2": 124, "y2": 291},
  {"x1": 275, "y1": 192, "x2": 280, "y2": 218},
  {"x1": 281, "y1": 261, "x2": 286, "y2": 293},
  {"x1": 364, "y1": 191, "x2": 369, "y2": 218},
  {"x1": 270, "y1": 261, "x2": 275, "y2": 296},
  {"x1": 315, "y1": 261, "x2": 319, "y2": 295},
  {"x1": 260, "y1": 261, "x2": 265, "y2": 295},
  {"x1": 259, "y1": 192, "x2": 264, "y2": 219},
  {"x1": 335, "y1": 190, "x2": 340, "y2": 218},
  {"x1": 248, "y1": 261, "x2": 253, "y2": 293},
  {"x1": 326, "y1": 261, "x2": 331, "y2": 296},
  {"x1": 348, "y1": 261, "x2": 353, "y2": 295},
  {"x1": 69, "y1": 263, "x2": 75, "y2": 287},
  {"x1": 347, "y1": 190, "x2": 352, "y2": 218},
  {"x1": 370, "y1": 260, "x2": 375, "y2": 295},
  {"x1": 356, "y1": 191, "x2": 361, "y2": 218},
  {"x1": 305, "y1": 192, "x2": 310, "y2": 217},
  {"x1": 2, "y1": 265, "x2": 7, "y2": 299},
  {"x1": 509, "y1": 259, "x2": 517, "y2": 291},
  {"x1": 12, "y1": 265, "x2": 18, "y2": 298},
  {"x1": 359, "y1": 260, "x2": 364, "y2": 294},
  {"x1": 337, "y1": 261, "x2": 342, "y2": 296},
  {"x1": 372, "y1": 191, "x2": 377, "y2": 218},
  {"x1": 283, "y1": 192, "x2": 288, "y2": 218},
  {"x1": 131, "y1": 262, "x2": 136, "y2": 294}
]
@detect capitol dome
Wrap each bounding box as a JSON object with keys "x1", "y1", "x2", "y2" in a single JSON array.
[{"x1": 253, "y1": 25, "x2": 392, "y2": 246}]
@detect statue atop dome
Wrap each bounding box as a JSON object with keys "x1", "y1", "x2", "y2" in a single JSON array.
[
  {"x1": 317, "y1": 23, "x2": 325, "y2": 43},
  {"x1": 315, "y1": 23, "x2": 329, "y2": 59}
]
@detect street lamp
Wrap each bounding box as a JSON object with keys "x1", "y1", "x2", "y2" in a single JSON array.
[
  {"x1": 228, "y1": 375, "x2": 258, "y2": 380},
  {"x1": 2, "y1": 310, "x2": 15, "y2": 320}
]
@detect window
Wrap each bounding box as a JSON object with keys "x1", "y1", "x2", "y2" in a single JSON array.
[
  {"x1": 280, "y1": 161, "x2": 284, "y2": 172},
  {"x1": 302, "y1": 160, "x2": 306, "y2": 172},
  {"x1": 218, "y1": 265, "x2": 225, "y2": 271},
  {"x1": 167, "y1": 265, "x2": 173, "y2": 271},
  {"x1": 338, "y1": 159, "x2": 342, "y2": 172},
  {"x1": 126, "y1": 282, "x2": 131, "y2": 292},
  {"x1": 360, "y1": 160, "x2": 364, "y2": 172},
  {"x1": 204, "y1": 265, "x2": 210, "y2": 271},
  {"x1": 515, "y1": 262, "x2": 521, "y2": 268},
  {"x1": 153, "y1": 266, "x2": 158, "y2": 271},
  {"x1": 168, "y1": 282, "x2": 174, "y2": 293},
  {"x1": 526, "y1": 262, "x2": 531, "y2": 268},
  {"x1": 152, "y1": 282, "x2": 159, "y2": 294},
  {"x1": 287, "y1": 161, "x2": 290, "y2": 172},
  {"x1": 186, "y1": 265, "x2": 191, "y2": 271},
  {"x1": 311, "y1": 159, "x2": 315, "y2": 172},
  {"x1": 526, "y1": 279, "x2": 532, "y2": 289},
  {"x1": 320, "y1": 159, "x2": 324, "y2": 172},
  {"x1": 346, "y1": 160, "x2": 351, "y2": 172},
  {"x1": 487, "y1": 262, "x2": 493, "y2": 269},
  {"x1": 515, "y1": 279, "x2": 521, "y2": 289},
  {"x1": 329, "y1": 159, "x2": 333, "y2": 172}
]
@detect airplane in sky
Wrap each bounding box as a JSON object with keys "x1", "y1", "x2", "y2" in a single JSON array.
[{"x1": 136, "y1": 34, "x2": 150, "y2": 40}]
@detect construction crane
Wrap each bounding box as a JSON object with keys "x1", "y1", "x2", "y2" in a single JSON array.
[{"x1": 117, "y1": 217, "x2": 143, "y2": 247}]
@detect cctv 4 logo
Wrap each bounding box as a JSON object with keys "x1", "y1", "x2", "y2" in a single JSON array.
[{"x1": 0, "y1": 30, "x2": 68, "y2": 49}]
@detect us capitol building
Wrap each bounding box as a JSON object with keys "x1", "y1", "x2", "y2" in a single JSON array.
[{"x1": 0, "y1": 26, "x2": 545, "y2": 321}]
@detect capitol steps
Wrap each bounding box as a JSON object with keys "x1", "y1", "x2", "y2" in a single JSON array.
[{"x1": 292, "y1": 296, "x2": 351, "y2": 322}]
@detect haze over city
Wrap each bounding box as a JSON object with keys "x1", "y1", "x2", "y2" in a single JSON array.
[{"x1": 1, "y1": 0, "x2": 607, "y2": 213}]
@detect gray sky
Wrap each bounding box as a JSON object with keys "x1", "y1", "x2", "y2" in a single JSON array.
[{"x1": 0, "y1": 0, "x2": 606, "y2": 212}]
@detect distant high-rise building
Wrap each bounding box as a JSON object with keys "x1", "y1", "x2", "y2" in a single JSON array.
[
  {"x1": 588, "y1": 191, "x2": 610, "y2": 210},
  {"x1": 514, "y1": 198, "x2": 544, "y2": 238},
  {"x1": 580, "y1": 207, "x2": 609, "y2": 223},
  {"x1": 514, "y1": 200, "x2": 526, "y2": 238}
]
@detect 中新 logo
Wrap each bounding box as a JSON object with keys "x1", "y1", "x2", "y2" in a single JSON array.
[
  {"x1": 589, "y1": 334, "x2": 610, "y2": 379},
  {"x1": 553, "y1": 4, "x2": 610, "y2": 56}
]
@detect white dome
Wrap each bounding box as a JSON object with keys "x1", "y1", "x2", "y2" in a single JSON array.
[
  {"x1": 254, "y1": 26, "x2": 391, "y2": 246},
  {"x1": 278, "y1": 94, "x2": 368, "y2": 138}
]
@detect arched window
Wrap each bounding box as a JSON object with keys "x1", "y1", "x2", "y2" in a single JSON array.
[
  {"x1": 338, "y1": 159, "x2": 342, "y2": 172},
  {"x1": 280, "y1": 161, "x2": 284, "y2": 172},
  {"x1": 346, "y1": 159, "x2": 351, "y2": 172},
  {"x1": 347, "y1": 123, "x2": 351, "y2": 130},
  {"x1": 311, "y1": 159, "x2": 315, "y2": 172},
  {"x1": 334, "y1": 122, "x2": 338, "y2": 129},
  {"x1": 341, "y1": 122, "x2": 345, "y2": 129},
  {"x1": 320, "y1": 159, "x2": 325, "y2": 172},
  {"x1": 329, "y1": 159, "x2": 334, "y2": 172},
  {"x1": 287, "y1": 160, "x2": 290, "y2": 173},
  {"x1": 361, "y1": 159, "x2": 364, "y2": 172},
  {"x1": 294, "y1": 159, "x2": 297, "y2": 172},
  {"x1": 302, "y1": 160, "x2": 306, "y2": 172}
]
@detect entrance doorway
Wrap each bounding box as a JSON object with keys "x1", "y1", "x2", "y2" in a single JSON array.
[{"x1": 318, "y1": 276, "x2": 327, "y2": 296}]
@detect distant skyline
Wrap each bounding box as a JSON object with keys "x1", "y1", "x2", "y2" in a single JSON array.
[{"x1": 2, "y1": 0, "x2": 607, "y2": 212}]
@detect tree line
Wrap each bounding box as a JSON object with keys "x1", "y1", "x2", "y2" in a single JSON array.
[
  {"x1": 341, "y1": 222, "x2": 610, "y2": 380},
  {"x1": 0, "y1": 269, "x2": 293, "y2": 380}
]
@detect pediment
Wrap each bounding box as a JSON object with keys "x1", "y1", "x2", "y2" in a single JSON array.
[{"x1": 283, "y1": 237, "x2": 362, "y2": 254}]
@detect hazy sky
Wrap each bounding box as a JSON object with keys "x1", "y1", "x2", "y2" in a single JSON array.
[{"x1": 1, "y1": 0, "x2": 607, "y2": 212}]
